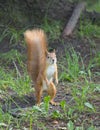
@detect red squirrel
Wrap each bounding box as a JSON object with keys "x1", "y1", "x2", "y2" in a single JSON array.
[{"x1": 24, "y1": 29, "x2": 58, "y2": 105}]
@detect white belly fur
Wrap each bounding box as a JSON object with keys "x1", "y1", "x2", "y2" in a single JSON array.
[{"x1": 43, "y1": 65, "x2": 55, "y2": 91}]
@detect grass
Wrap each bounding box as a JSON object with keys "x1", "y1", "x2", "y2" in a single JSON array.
[
  {"x1": 0, "y1": 17, "x2": 99, "y2": 130},
  {"x1": 0, "y1": 50, "x2": 32, "y2": 96},
  {"x1": 0, "y1": 26, "x2": 26, "y2": 47},
  {"x1": 0, "y1": 1, "x2": 99, "y2": 129},
  {"x1": 76, "y1": 0, "x2": 100, "y2": 38},
  {"x1": 71, "y1": 84, "x2": 95, "y2": 112},
  {"x1": 59, "y1": 48, "x2": 85, "y2": 82},
  {"x1": 87, "y1": 0, "x2": 100, "y2": 13},
  {"x1": 0, "y1": 21, "x2": 99, "y2": 128},
  {"x1": 0, "y1": 47, "x2": 99, "y2": 129},
  {"x1": 77, "y1": 20, "x2": 100, "y2": 38},
  {"x1": 41, "y1": 17, "x2": 62, "y2": 42}
]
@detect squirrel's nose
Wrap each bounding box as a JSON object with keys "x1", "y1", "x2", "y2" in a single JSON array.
[{"x1": 52, "y1": 59, "x2": 54, "y2": 63}]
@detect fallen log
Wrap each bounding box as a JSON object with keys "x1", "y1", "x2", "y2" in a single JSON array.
[{"x1": 63, "y1": 2, "x2": 86, "y2": 37}]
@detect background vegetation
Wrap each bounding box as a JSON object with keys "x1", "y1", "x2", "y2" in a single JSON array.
[{"x1": 0, "y1": 0, "x2": 100, "y2": 129}]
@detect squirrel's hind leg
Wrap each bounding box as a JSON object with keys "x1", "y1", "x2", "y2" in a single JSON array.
[{"x1": 47, "y1": 82, "x2": 59, "y2": 105}]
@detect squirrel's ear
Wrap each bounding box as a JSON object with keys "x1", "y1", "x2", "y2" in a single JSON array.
[
  {"x1": 53, "y1": 49, "x2": 56, "y2": 53},
  {"x1": 45, "y1": 50, "x2": 49, "y2": 56}
]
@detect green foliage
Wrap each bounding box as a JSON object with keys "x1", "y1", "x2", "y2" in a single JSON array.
[
  {"x1": 41, "y1": 18, "x2": 62, "y2": 41},
  {"x1": 72, "y1": 84, "x2": 95, "y2": 112},
  {"x1": 67, "y1": 120, "x2": 97, "y2": 130},
  {"x1": 43, "y1": 96, "x2": 50, "y2": 112},
  {"x1": 51, "y1": 110, "x2": 62, "y2": 119},
  {"x1": 8, "y1": 27, "x2": 24, "y2": 46},
  {"x1": 0, "y1": 49, "x2": 24, "y2": 66},
  {"x1": 67, "y1": 120, "x2": 74, "y2": 130},
  {"x1": 32, "y1": 96, "x2": 50, "y2": 117},
  {"x1": 92, "y1": 52, "x2": 100, "y2": 67},
  {"x1": 0, "y1": 108, "x2": 12, "y2": 123},
  {"x1": 87, "y1": 0, "x2": 100, "y2": 12},
  {"x1": 0, "y1": 107, "x2": 13, "y2": 129},
  {"x1": 0, "y1": 1, "x2": 99, "y2": 129},
  {"x1": 11, "y1": 75, "x2": 31, "y2": 95},
  {"x1": 0, "y1": 49, "x2": 31, "y2": 96},
  {"x1": 0, "y1": 27, "x2": 25, "y2": 46},
  {"x1": 59, "y1": 48, "x2": 99, "y2": 84},
  {"x1": 0, "y1": 45, "x2": 98, "y2": 129},
  {"x1": 84, "y1": 102, "x2": 95, "y2": 110},
  {"x1": 60, "y1": 100, "x2": 67, "y2": 114},
  {"x1": 86, "y1": 51, "x2": 100, "y2": 81},
  {"x1": 78, "y1": 20, "x2": 100, "y2": 38},
  {"x1": 59, "y1": 48, "x2": 84, "y2": 82},
  {"x1": 0, "y1": 67, "x2": 31, "y2": 96},
  {"x1": 66, "y1": 48, "x2": 80, "y2": 80},
  {"x1": 87, "y1": 126, "x2": 97, "y2": 130},
  {"x1": 0, "y1": 28, "x2": 9, "y2": 43}
]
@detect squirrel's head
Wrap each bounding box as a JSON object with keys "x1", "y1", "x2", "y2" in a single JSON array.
[{"x1": 46, "y1": 49, "x2": 57, "y2": 65}]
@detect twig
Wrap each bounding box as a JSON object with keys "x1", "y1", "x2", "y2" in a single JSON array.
[{"x1": 13, "y1": 60, "x2": 21, "y2": 77}]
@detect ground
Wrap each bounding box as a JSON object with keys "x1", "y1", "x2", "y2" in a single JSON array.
[
  {"x1": 0, "y1": 36, "x2": 100, "y2": 130},
  {"x1": 0, "y1": 1, "x2": 100, "y2": 130}
]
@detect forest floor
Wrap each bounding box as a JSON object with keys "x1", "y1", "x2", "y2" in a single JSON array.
[
  {"x1": 0, "y1": 1, "x2": 100, "y2": 130},
  {"x1": 0, "y1": 35, "x2": 100, "y2": 130}
]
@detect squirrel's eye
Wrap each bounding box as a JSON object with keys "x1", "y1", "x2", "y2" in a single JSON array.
[{"x1": 47, "y1": 56, "x2": 49, "y2": 58}]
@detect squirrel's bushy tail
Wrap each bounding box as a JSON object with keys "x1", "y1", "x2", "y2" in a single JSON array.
[{"x1": 24, "y1": 29, "x2": 48, "y2": 82}]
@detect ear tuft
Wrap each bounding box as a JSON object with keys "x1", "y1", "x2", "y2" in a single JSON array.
[
  {"x1": 45, "y1": 50, "x2": 49, "y2": 56},
  {"x1": 53, "y1": 49, "x2": 56, "y2": 53}
]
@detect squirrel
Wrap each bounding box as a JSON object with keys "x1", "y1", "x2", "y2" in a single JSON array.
[{"x1": 24, "y1": 29, "x2": 58, "y2": 105}]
